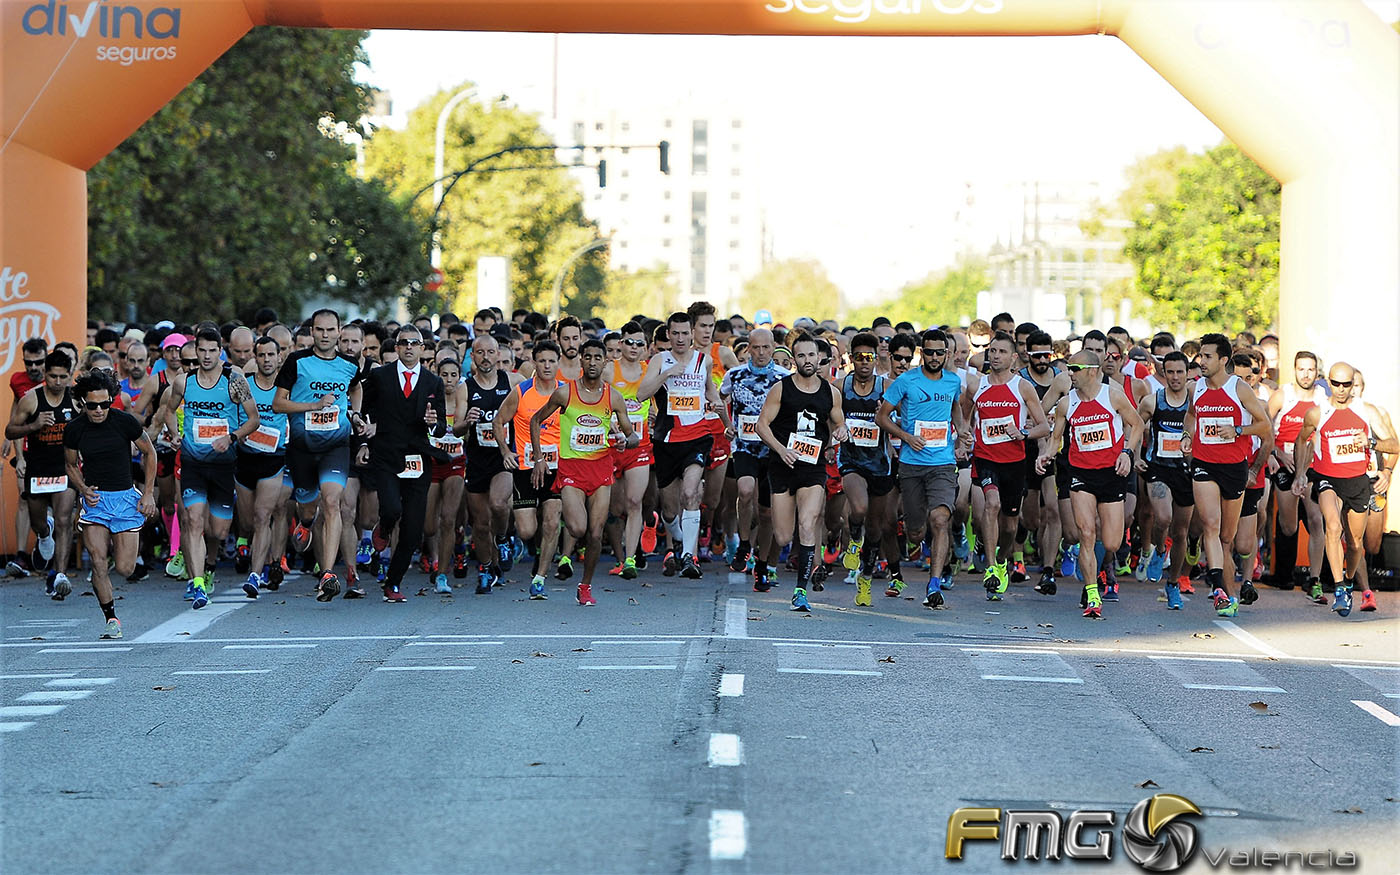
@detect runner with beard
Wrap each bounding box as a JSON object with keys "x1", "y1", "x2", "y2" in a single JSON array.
[
  {"x1": 603, "y1": 322, "x2": 654, "y2": 579},
  {"x1": 838, "y1": 332, "x2": 899, "y2": 606},
  {"x1": 1136, "y1": 351, "x2": 1194, "y2": 609},
  {"x1": 457, "y1": 334, "x2": 520, "y2": 591},
  {"x1": 1266, "y1": 350, "x2": 1328, "y2": 594},
  {"x1": 688, "y1": 301, "x2": 740, "y2": 562},
  {"x1": 6, "y1": 352, "x2": 79, "y2": 599},
  {"x1": 234, "y1": 336, "x2": 292, "y2": 597},
  {"x1": 1017, "y1": 331, "x2": 1062, "y2": 594}
]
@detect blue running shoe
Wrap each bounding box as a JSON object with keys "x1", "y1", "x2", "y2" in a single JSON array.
[
  {"x1": 529, "y1": 576, "x2": 547, "y2": 600},
  {"x1": 791, "y1": 587, "x2": 810, "y2": 612},
  {"x1": 243, "y1": 573, "x2": 260, "y2": 599},
  {"x1": 1333, "y1": 586, "x2": 1352, "y2": 618},
  {"x1": 498, "y1": 541, "x2": 514, "y2": 572},
  {"x1": 1147, "y1": 548, "x2": 1165, "y2": 582},
  {"x1": 356, "y1": 537, "x2": 373, "y2": 566},
  {"x1": 191, "y1": 579, "x2": 208, "y2": 610},
  {"x1": 184, "y1": 580, "x2": 196, "y2": 601},
  {"x1": 1103, "y1": 582, "x2": 1119, "y2": 602},
  {"x1": 1061, "y1": 544, "x2": 1079, "y2": 579},
  {"x1": 1216, "y1": 595, "x2": 1239, "y2": 618},
  {"x1": 1165, "y1": 582, "x2": 1183, "y2": 610},
  {"x1": 952, "y1": 527, "x2": 970, "y2": 563},
  {"x1": 435, "y1": 573, "x2": 452, "y2": 595},
  {"x1": 924, "y1": 578, "x2": 945, "y2": 609},
  {"x1": 476, "y1": 569, "x2": 493, "y2": 595}
]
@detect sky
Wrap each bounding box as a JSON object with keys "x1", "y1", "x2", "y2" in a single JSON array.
[{"x1": 357, "y1": 2, "x2": 1399, "y2": 304}]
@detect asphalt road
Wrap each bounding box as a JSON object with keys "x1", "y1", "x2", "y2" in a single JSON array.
[{"x1": 2, "y1": 557, "x2": 1397, "y2": 874}]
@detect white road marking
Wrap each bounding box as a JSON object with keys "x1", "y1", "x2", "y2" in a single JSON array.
[
  {"x1": 8, "y1": 619, "x2": 82, "y2": 627},
  {"x1": 961, "y1": 647, "x2": 1061, "y2": 655},
  {"x1": 981, "y1": 675, "x2": 1084, "y2": 684},
  {"x1": 1351, "y1": 700, "x2": 1400, "y2": 727},
  {"x1": 405, "y1": 641, "x2": 503, "y2": 647},
  {"x1": 45, "y1": 677, "x2": 115, "y2": 687},
  {"x1": 777, "y1": 668, "x2": 882, "y2": 676},
  {"x1": 171, "y1": 669, "x2": 272, "y2": 675},
  {"x1": 1149, "y1": 655, "x2": 1245, "y2": 663},
  {"x1": 709, "y1": 810, "x2": 747, "y2": 860},
  {"x1": 718, "y1": 673, "x2": 745, "y2": 697},
  {"x1": 0, "y1": 722, "x2": 35, "y2": 732},
  {"x1": 589, "y1": 640, "x2": 687, "y2": 646},
  {"x1": 0, "y1": 705, "x2": 65, "y2": 717},
  {"x1": 17, "y1": 690, "x2": 92, "y2": 702},
  {"x1": 578, "y1": 665, "x2": 678, "y2": 671},
  {"x1": 725, "y1": 598, "x2": 748, "y2": 638},
  {"x1": 37, "y1": 647, "x2": 131, "y2": 653},
  {"x1": 374, "y1": 666, "x2": 475, "y2": 672},
  {"x1": 131, "y1": 602, "x2": 248, "y2": 643},
  {"x1": 1334, "y1": 664, "x2": 1400, "y2": 671},
  {"x1": 0, "y1": 673, "x2": 77, "y2": 679},
  {"x1": 1183, "y1": 684, "x2": 1286, "y2": 693},
  {"x1": 708, "y1": 733, "x2": 743, "y2": 766},
  {"x1": 1212, "y1": 620, "x2": 1290, "y2": 659},
  {"x1": 773, "y1": 643, "x2": 871, "y2": 649},
  {"x1": 221, "y1": 644, "x2": 317, "y2": 650}
]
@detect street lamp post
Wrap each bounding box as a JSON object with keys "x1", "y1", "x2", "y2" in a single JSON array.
[
  {"x1": 432, "y1": 87, "x2": 477, "y2": 270},
  {"x1": 551, "y1": 238, "x2": 610, "y2": 322}
]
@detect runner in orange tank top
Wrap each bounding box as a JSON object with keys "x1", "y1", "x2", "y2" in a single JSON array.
[{"x1": 603, "y1": 320, "x2": 654, "y2": 578}]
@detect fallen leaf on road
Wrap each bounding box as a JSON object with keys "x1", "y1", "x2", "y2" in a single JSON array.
[
  {"x1": 1135, "y1": 779, "x2": 1160, "y2": 788},
  {"x1": 527, "y1": 762, "x2": 544, "y2": 767},
  {"x1": 571, "y1": 648, "x2": 592, "y2": 653},
  {"x1": 1010, "y1": 625, "x2": 1028, "y2": 630},
  {"x1": 531, "y1": 651, "x2": 554, "y2": 658},
  {"x1": 152, "y1": 686, "x2": 175, "y2": 691},
  {"x1": 177, "y1": 631, "x2": 190, "y2": 636},
  {"x1": 511, "y1": 659, "x2": 524, "y2": 664},
  {"x1": 1094, "y1": 664, "x2": 1107, "y2": 668},
  {"x1": 603, "y1": 588, "x2": 614, "y2": 592},
  {"x1": 904, "y1": 597, "x2": 915, "y2": 600},
  {"x1": 29, "y1": 636, "x2": 44, "y2": 641},
  {"x1": 81, "y1": 591, "x2": 94, "y2": 597},
  {"x1": 415, "y1": 588, "x2": 428, "y2": 596},
  {"x1": 1192, "y1": 632, "x2": 1214, "y2": 639},
  {"x1": 1037, "y1": 623, "x2": 1053, "y2": 628},
  {"x1": 1249, "y1": 701, "x2": 1270, "y2": 712},
  {"x1": 1259, "y1": 744, "x2": 1280, "y2": 749},
  {"x1": 877, "y1": 656, "x2": 896, "y2": 663},
  {"x1": 581, "y1": 689, "x2": 591, "y2": 693},
  {"x1": 748, "y1": 615, "x2": 764, "y2": 621},
  {"x1": 1190, "y1": 747, "x2": 1214, "y2": 753},
  {"x1": 1333, "y1": 806, "x2": 1363, "y2": 814},
  {"x1": 640, "y1": 582, "x2": 652, "y2": 587},
  {"x1": 627, "y1": 598, "x2": 638, "y2": 605},
  {"x1": 1339, "y1": 643, "x2": 1358, "y2": 647}
]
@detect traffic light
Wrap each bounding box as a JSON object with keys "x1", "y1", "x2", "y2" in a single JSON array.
[
  {"x1": 598, "y1": 159, "x2": 607, "y2": 188},
  {"x1": 659, "y1": 140, "x2": 670, "y2": 175}
]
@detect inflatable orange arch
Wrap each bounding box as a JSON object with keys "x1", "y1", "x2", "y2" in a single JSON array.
[{"x1": 2, "y1": 0, "x2": 1397, "y2": 541}]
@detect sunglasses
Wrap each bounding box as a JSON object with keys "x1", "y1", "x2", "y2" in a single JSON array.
[
  {"x1": 852, "y1": 352, "x2": 876, "y2": 362},
  {"x1": 1106, "y1": 353, "x2": 1124, "y2": 361},
  {"x1": 623, "y1": 338, "x2": 646, "y2": 347},
  {"x1": 922, "y1": 347, "x2": 948, "y2": 356},
  {"x1": 118, "y1": 352, "x2": 127, "y2": 359},
  {"x1": 397, "y1": 339, "x2": 424, "y2": 347},
  {"x1": 1029, "y1": 352, "x2": 1052, "y2": 360},
  {"x1": 182, "y1": 358, "x2": 198, "y2": 366},
  {"x1": 84, "y1": 400, "x2": 113, "y2": 410},
  {"x1": 891, "y1": 354, "x2": 913, "y2": 363},
  {"x1": 970, "y1": 340, "x2": 990, "y2": 349},
  {"x1": 24, "y1": 359, "x2": 44, "y2": 368},
  {"x1": 1330, "y1": 379, "x2": 1352, "y2": 388},
  {"x1": 1250, "y1": 367, "x2": 1261, "y2": 375},
  {"x1": 1067, "y1": 363, "x2": 1094, "y2": 372}
]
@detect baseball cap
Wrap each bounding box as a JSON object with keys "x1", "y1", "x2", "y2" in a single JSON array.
[
  {"x1": 154, "y1": 320, "x2": 175, "y2": 330},
  {"x1": 754, "y1": 309, "x2": 773, "y2": 326},
  {"x1": 160, "y1": 333, "x2": 187, "y2": 349}
]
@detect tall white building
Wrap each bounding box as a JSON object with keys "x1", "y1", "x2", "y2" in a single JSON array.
[{"x1": 562, "y1": 93, "x2": 767, "y2": 316}]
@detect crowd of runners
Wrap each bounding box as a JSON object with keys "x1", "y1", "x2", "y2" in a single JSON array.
[{"x1": 4, "y1": 303, "x2": 1395, "y2": 640}]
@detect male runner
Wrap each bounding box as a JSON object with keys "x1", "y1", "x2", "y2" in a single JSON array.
[
  {"x1": 721, "y1": 327, "x2": 789, "y2": 590},
  {"x1": 636, "y1": 312, "x2": 728, "y2": 580},
  {"x1": 1292, "y1": 362, "x2": 1398, "y2": 616},
  {"x1": 877, "y1": 329, "x2": 969, "y2": 609},
  {"x1": 689, "y1": 301, "x2": 740, "y2": 562},
  {"x1": 756, "y1": 334, "x2": 847, "y2": 612},
  {"x1": 273, "y1": 309, "x2": 364, "y2": 602},
  {"x1": 530, "y1": 339, "x2": 639, "y2": 605},
  {"x1": 1180, "y1": 333, "x2": 1273, "y2": 618},
  {"x1": 1037, "y1": 351, "x2": 1144, "y2": 618},
  {"x1": 6, "y1": 352, "x2": 78, "y2": 598},
  {"x1": 1136, "y1": 351, "x2": 1194, "y2": 608},
  {"x1": 1018, "y1": 330, "x2": 1062, "y2": 594},
  {"x1": 155, "y1": 327, "x2": 259, "y2": 608},
  {"x1": 1267, "y1": 350, "x2": 1327, "y2": 593},
  {"x1": 603, "y1": 321, "x2": 654, "y2": 579},
  {"x1": 839, "y1": 332, "x2": 898, "y2": 606},
  {"x1": 235, "y1": 336, "x2": 292, "y2": 596},
  {"x1": 457, "y1": 333, "x2": 520, "y2": 591}
]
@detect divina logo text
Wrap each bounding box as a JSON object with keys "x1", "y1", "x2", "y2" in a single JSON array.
[
  {"x1": 22, "y1": 1, "x2": 181, "y2": 65},
  {"x1": 764, "y1": 0, "x2": 1003, "y2": 26}
]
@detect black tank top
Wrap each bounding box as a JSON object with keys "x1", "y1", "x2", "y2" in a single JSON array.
[
  {"x1": 466, "y1": 371, "x2": 513, "y2": 454},
  {"x1": 27, "y1": 387, "x2": 77, "y2": 474},
  {"x1": 770, "y1": 375, "x2": 833, "y2": 466}
]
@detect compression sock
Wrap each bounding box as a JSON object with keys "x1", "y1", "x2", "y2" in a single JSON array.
[
  {"x1": 100, "y1": 600, "x2": 117, "y2": 621},
  {"x1": 681, "y1": 510, "x2": 701, "y2": 558},
  {"x1": 796, "y1": 543, "x2": 816, "y2": 584}
]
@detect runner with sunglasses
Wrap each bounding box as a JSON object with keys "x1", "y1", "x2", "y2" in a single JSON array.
[
  {"x1": 1136, "y1": 351, "x2": 1194, "y2": 608},
  {"x1": 1267, "y1": 350, "x2": 1328, "y2": 596},
  {"x1": 721, "y1": 327, "x2": 789, "y2": 590},
  {"x1": 7, "y1": 351, "x2": 79, "y2": 598},
  {"x1": 1018, "y1": 331, "x2": 1062, "y2": 594},
  {"x1": 838, "y1": 332, "x2": 898, "y2": 606}
]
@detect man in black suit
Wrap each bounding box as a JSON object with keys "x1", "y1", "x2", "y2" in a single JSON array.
[{"x1": 360, "y1": 325, "x2": 449, "y2": 602}]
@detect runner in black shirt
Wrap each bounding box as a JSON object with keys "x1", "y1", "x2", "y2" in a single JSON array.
[{"x1": 63, "y1": 372, "x2": 158, "y2": 640}]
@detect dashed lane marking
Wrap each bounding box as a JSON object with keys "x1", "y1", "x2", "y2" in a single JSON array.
[
  {"x1": 1351, "y1": 700, "x2": 1400, "y2": 727},
  {"x1": 981, "y1": 675, "x2": 1083, "y2": 684},
  {"x1": 0, "y1": 722, "x2": 35, "y2": 732},
  {"x1": 17, "y1": 690, "x2": 92, "y2": 702},
  {"x1": 725, "y1": 598, "x2": 748, "y2": 638},
  {"x1": 1212, "y1": 620, "x2": 1290, "y2": 659},
  {"x1": 37, "y1": 647, "x2": 130, "y2": 653},
  {"x1": 171, "y1": 669, "x2": 272, "y2": 676},
  {"x1": 709, "y1": 810, "x2": 747, "y2": 860},
  {"x1": 0, "y1": 705, "x2": 66, "y2": 718},
  {"x1": 0, "y1": 673, "x2": 77, "y2": 679},
  {"x1": 1183, "y1": 684, "x2": 1286, "y2": 692},
  {"x1": 45, "y1": 677, "x2": 115, "y2": 687},
  {"x1": 221, "y1": 644, "x2": 318, "y2": 650},
  {"x1": 777, "y1": 668, "x2": 882, "y2": 676},
  {"x1": 708, "y1": 733, "x2": 743, "y2": 766},
  {"x1": 374, "y1": 666, "x2": 475, "y2": 672},
  {"x1": 578, "y1": 665, "x2": 678, "y2": 671},
  {"x1": 131, "y1": 601, "x2": 248, "y2": 643},
  {"x1": 406, "y1": 641, "x2": 503, "y2": 647},
  {"x1": 718, "y1": 673, "x2": 745, "y2": 697}
]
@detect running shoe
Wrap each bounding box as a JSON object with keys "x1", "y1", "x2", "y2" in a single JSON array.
[
  {"x1": 476, "y1": 569, "x2": 492, "y2": 595},
  {"x1": 1210, "y1": 587, "x2": 1230, "y2": 611},
  {"x1": 577, "y1": 583, "x2": 596, "y2": 606},
  {"x1": 621, "y1": 557, "x2": 638, "y2": 580},
  {"x1": 343, "y1": 570, "x2": 365, "y2": 599},
  {"x1": 1238, "y1": 580, "x2": 1258, "y2": 606},
  {"x1": 823, "y1": 546, "x2": 841, "y2": 567},
  {"x1": 855, "y1": 574, "x2": 873, "y2": 606},
  {"x1": 1060, "y1": 544, "x2": 1079, "y2": 579},
  {"x1": 555, "y1": 555, "x2": 574, "y2": 580},
  {"x1": 435, "y1": 573, "x2": 452, "y2": 595},
  {"x1": 291, "y1": 521, "x2": 313, "y2": 554},
  {"x1": 1216, "y1": 595, "x2": 1239, "y2": 618},
  {"x1": 184, "y1": 580, "x2": 196, "y2": 601},
  {"x1": 99, "y1": 618, "x2": 122, "y2": 640},
  {"x1": 356, "y1": 536, "x2": 373, "y2": 566},
  {"x1": 1101, "y1": 571, "x2": 1119, "y2": 602},
  {"x1": 6, "y1": 557, "x2": 30, "y2": 578},
  {"x1": 1178, "y1": 576, "x2": 1195, "y2": 595},
  {"x1": 1165, "y1": 581, "x2": 1183, "y2": 610},
  {"x1": 453, "y1": 544, "x2": 469, "y2": 579},
  {"x1": 165, "y1": 551, "x2": 187, "y2": 580},
  {"x1": 37, "y1": 521, "x2": 55, "y2": 563},
  {"x1": 608, "y1": 563, "x2": 624, "y2": 576},
  {"x1": 317, "y1": 572, "x2": 340, "y2": 602},
  {"x1": 191, "y1": 578, "x2": 209, "y2": 610},
  {"x1": 1186, "y1": 541, "x2": 1200, "y2": 568},
  {"x1": 1034, "y1": 570, "x2": 1056, "y2": 596},
  {"x1": 371, "y1": 525, "x2": 389, "y2": 552},
  {"x1": 681, "y1": 554, "x2": 703, "y2": 580},
  {"x1": 1333, "y1": 587, "x2": 1352, "y2": 617},
  {"x1": 1083, "y1": 599, "x2": 1102, "y2": 619},
  {"x1": 1134, "y1": 550, "x2": 1151, "y2": 582},
  {"x1": 994, "y1": 561, "x2": 1010, "y2": 594},
  {"x1": 924, "y1": 579, "x2": 945, "y2": 610},
  {"x1": 1146, "y1": 548, "x2": 1165, "y2": 583},
  {"x1": 419, "y1": 554, "x2": 436, "y2": 575},
  {"x1": 752, "y1": 566, "x2": 771, "y2": 593},
  {"x1": 266, "y1": 560, "x2": 283, "y2": 591},
  {"x1": 529, "y1": 576, "x2": 548, "y2": 599},
  {"x1": 382, "y1": 583, "x2": 406, "y2": 603},
  {"x1": 640, "y1": 512, "x2": 659, "y2": 555},
  {"x1": 1359, "y1": 589, "x2": 1378, "y2": 612},
  {"x1": 1308, "y1": 581, "x2": 1327, "y2": 604},
  {"x1": 52, "y1": 572, "x2": 71, "y2": 601},
  {"x1": 243, "y1": 573, "x2": 260, "y2": 599},
  {"x1": 791, "y1": 587, "x2": 811, "y2": 612},
  {"x1": 498, "y1": 541, "x2": 514, "y2": 572},
  {"x1": 635, "y1": 549, "x2": 648, "y2": 570},
  {"x1": 983, "y1": 565, "x2": 1000, "y2": 600},
  {"x1": 126, "y1": 560, "x2": 149, "y2": 582},
  {"x1": 842, "y1": 538, "x2": 863, "y2": 571},
  {"x1": 952, "y1": 527, "x2": 970, "y2": 563},
  {"x1": 663, "y1": 551, "x2": 679, "y2": 577},
  {"x1": 885, "y1": 576, "x2": 906, "y2": 598},
  {"x1": 844, "y1": 568, "x2": 858, "y2": 585},
  {"x1": 729, "y1": 545, "x2": 749, "y2": 573},
  {"x1": 1010, "y1": 560, "x2": 1027, "y2": 583},
  {"x1": 44, "y1": 572, "x2": 56, "y2": 597},
  {"x1": 234, "y1": 542, "x2": 250, "y2": 575}
]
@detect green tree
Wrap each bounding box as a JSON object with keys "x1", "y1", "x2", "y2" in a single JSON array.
[
  {"x1": 738, "y1": 259, "x2": 843, "y2": 326},
  {"x1": 1123, "y1": 143, "x2": 1280, "y2": 332},
  {"x1": 846, "y1": 257, "x2": 989, "y2": 329},
  {"x1": 595, "y1": 263, "x2": 682, "y2": 329},
  {"x1": 87, "y1": 28, "x2": 429, "y2": 325},
  {"x1": 361, "y1": 86, "x2": 604, "y2": 319}
]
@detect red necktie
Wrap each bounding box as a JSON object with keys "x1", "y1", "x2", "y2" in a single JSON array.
[{"x1": 402, "y1": 370, "x2": 414, "y2": 398}]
